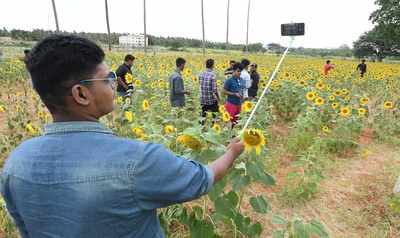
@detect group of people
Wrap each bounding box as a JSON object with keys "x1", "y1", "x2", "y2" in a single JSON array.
[
  {"x1": 168, "y1": 57, "x2": 260, "y2": 127},
  {"x1": 323, "y1": 59, "x2": 368, "y2": 77},
  {"x1": 115, "y1": 54, "x2": 261, "y2": 127}
]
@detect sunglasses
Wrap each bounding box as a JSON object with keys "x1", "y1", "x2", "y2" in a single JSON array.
[{"x1": 79, "y1": 72, "x2": 117, "y2": 88}]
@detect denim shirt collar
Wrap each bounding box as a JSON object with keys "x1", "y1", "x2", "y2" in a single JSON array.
[{"x1": 44, "y1": 121, "x2": 113, "y2": 135}]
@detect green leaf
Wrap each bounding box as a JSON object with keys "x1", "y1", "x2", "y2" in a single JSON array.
[
  {"x1": 208, "y1": 178, "x2": 227, "y2": 201},
  {"x1": 249, "y1": 222, "x2": 263, "y2": 237},
  {"x1": 247, "y1": 162, "x2": 276, "y2": 186},
  {"x1": 232, "y1": 174, "x2": 251, "y2": 191},
  {"x1": 293, "y1": 220, "x2": 310, "y2": 238},
  {"x1": 308, "y1": 220, "x2": 329, "y2": 238},
  {"x1": 225, "y1": 191, "x2": 239, "y2": 208},
  {"x1": 214, "y1": 196, "x2": 235, "y2": 219},
  {"x1": 272, "y1": 214, "x2": 288, "y2": 225},
  {"x1": 272, "y1": 230, "x2": 285, "y2": 238},
  {"x1": 249, "y1": 196, "x2": 271, "y2": 214},
  {"x1": 189, "y1": 219, "x2": 217, "y2": 238}
]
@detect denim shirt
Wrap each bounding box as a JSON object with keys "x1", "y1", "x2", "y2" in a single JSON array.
[{"x1": 0, "y1": 121, "x2": 214, "y2": 238}]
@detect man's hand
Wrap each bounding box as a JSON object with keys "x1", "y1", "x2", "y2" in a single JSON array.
[
  {"x1": 235, "y1": 93, "x2": 242, "y2": 99},
  {"x1": 209, "y1": 138, "x2": 244, "y2": 183},
  {"x1": 226, "y1": 137, "x2": 244, "y2": 158}
]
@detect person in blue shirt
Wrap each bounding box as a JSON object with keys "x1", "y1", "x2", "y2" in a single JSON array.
[
  {"x1": 224, "y1": 63, "x2": 244, "y2": 127},
  {"x1": 0, "y1": 35, "x2": 244, "y2": 238}
]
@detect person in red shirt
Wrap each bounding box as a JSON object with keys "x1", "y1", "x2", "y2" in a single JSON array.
[{"x1": 323, "y1": 60, "x2": 335, "y2": 76}]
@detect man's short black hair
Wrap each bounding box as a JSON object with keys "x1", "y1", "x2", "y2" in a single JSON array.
[
  {"x1": 26, "y1": 34, "x2": 105, "y2": 111},
  {"x1": 206, "y1": 59, "x2": 214, "y2": 69},
  {"x1": 241, "y1": 59, "x2": 250, "y2": 68},
  {"x1": 124, "y1": 54, "x2": 135, "y2": 62},
  {"x1": 24, "y1": 49, "x2": 30, "y2": 55},
  {"x1": 176, "y1": 57, "x2": 186, "y2": 67},
  {"x1": 229, "y1": 60, "x2": 235, "y2": 64},
  {"x1": 232, "y1": 62, "x2": 243, "y2": 72},
  {"x1": 326, "y1": 60, "x2": 331, "y2": 64},
  {"x1": 361, "y1": 59, "x2": 366, "y2": 62}
]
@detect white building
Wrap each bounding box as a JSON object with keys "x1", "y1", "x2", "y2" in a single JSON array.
[{"x1": 119, "y1": 34, "x2": 148, "y2": 48}]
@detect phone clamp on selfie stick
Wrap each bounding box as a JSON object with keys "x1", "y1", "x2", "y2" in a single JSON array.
[{"x1": 241, "y1": 23, "x2": 305, "y2": 134}]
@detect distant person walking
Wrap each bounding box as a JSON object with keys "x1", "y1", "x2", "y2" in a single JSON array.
[
  {"x1": 199, "y1": 59, "x2": 220, "y2": 125},
  {"x1": 248, "y1": 63, "x2": 260, "y2": 100},
  {"x1": 169, "y1": 57, "x2": 190, "y2": 107},
  {"x1": 356, "y1": 59, "x2": 367, "y2": 77},
  {"x1": 116, "y1": 54, "x2": 135, "y2": 97},
  {"x1": 240, "y1": 59, "x2": 252, "y2": 99},
  {"x1": 224, "y1": 60, "x2": 236, "y2": 78},
  {"x1": 323, "y1": 60, "x2": 335, "y2": 76},
  {"x1": 224, "y1": 63, "x2": 243, "y2": 127}
]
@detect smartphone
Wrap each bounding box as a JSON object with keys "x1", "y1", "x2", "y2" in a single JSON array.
[{"x1": 281, "y1": 23, "x2": 305, "y2": 36}]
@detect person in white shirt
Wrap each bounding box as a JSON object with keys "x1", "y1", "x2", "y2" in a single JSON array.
[
  {"x1": 240, "y1": 59, "x2": 252, "y2": 100},
  {"x1": 395, "y1": 177, "x2": 400, "y2": 194}
]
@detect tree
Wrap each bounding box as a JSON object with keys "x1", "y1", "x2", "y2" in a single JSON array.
[{"x1": 354, "y1": 0, "x2": 400, "y2": 60}]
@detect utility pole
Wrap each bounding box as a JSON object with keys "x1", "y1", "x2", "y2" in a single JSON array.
[
  {"x1": 201, "y1": 0, "x2": 206, "y2": 56},
  {"x1": 51, "y1": 0, "x2": 60, "y2": 32},
  {"x1": 245, "y1": 0, "x2": 251, "y2": 53},
  {"x1": 143, "y1": 0, "x2": 147, "y2": 54},
  {"x1": 226, "y1": 0, "x2": 230, "y2": 51},
  {"x1": 105, "y1": 0, "x2": 111, "y2": 51}
]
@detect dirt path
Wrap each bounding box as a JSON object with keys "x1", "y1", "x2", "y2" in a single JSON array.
[{"x1": 259, "y1": 144, "x2": 400, "y2": 237}]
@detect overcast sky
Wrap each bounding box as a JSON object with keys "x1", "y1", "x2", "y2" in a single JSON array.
[{"x1": 0, "y1": 0, "x2": 377, "y2": 48}]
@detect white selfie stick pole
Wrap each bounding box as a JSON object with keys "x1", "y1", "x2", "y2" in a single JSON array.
[{"x1": 241, "y1": 37, "x2": 294, "y2": 134}]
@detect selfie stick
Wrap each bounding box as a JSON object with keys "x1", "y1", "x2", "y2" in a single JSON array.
[{"x1": 241, "y1": 37, "x2": 294, "y2": 134}]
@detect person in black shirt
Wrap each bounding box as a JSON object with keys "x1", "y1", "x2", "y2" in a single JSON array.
[
  {"x1": 116, "y1": 54, "x2": 135, "y2": 97},
  {"x1": 356, "y1": 59, "x2": 367, "y2": 78},
  {"x1": 248, "y1": 63, "x2": 260, "y2": 100},
  {"x1": 224, "y1": 60, "x2": 236, "y2": 78}
]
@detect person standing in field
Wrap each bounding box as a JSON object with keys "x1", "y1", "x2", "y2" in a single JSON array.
[
  {"x1": 116, "y1": 54, "x2": 135, "y2": 97},
  {"x1": 0, "y1": 34, "x2": 244, "y2": 238},
  {"x1": 224, "y1": 63, "x2": 244, "y2": 127},
  {"x1": 248, "y1": 63, "x2": 260, "y2": 100},
  {"x1": 323, "y1": 60, "x2": 335, "y2": 76},
  {"x1": 169, "y1": 57, "x2": 190, "y2": 107},
  {"x1": 356, "y1": 59, "x2": 367, "y2": 77},
  {"x1": 199, "y1": 58, "x2": 220, "y2": 125},
  {"x1": 240, "y1": 59, "x2": 252, "y2": 100},
  {"x1": 224, "y1": 60, "x2": 236, "y2": 78}
]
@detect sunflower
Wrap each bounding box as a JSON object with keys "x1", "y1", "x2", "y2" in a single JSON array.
[
  {"x1": 134, "y1": 79, "x2": 142, "y2": 88},
  {"x1": 306, "y1": 92, "x2": 317, "y2": 101},
  {"x1": 124, "y1": 97, "x2": 131, "y2": 105},
  {"x1": 25, "y1": 123, "x2": 36, "y2": 135},
  {"x1": 116, "y1": 96, "x2": 123, "y2": 105},
  {"x1": 334, "y1": 90, "x2": 341, "y2": 96},
  {"x1": 331, "y1": 102, "x2": 339, "y2": 110},
  {"x1": 164, "y1": 125, "x2": 176, "y2": 134},
  {"x1": 222, "y1": 111, "x2": 231, "y2": 122},
  {"x1": 124, "y1": 111, "x2": 134, "y2": 122},
  {"x1": 328, "y1": 95, "x2": 336, "y2": 101},
  {"x1": 242, "y1": 101, "x2": 254, "y2": 112},
  {"x1": 131, "y1": 127, "x2": 145, "y2": 140},
  {"x1": 212, "y1": 124, "x2": 221, "y2": 134},
  {"x1": 339, "y1": 107, "x2": 351, "y2": 117},
  {"x1": 360, "y1": 97, "x2": 369, "y2": 106},
  {"x1": 299, "y1": 80, "x2": 307, "y2": 86},
  {"x1": 358, "y1": 108, "x2": 367, "y2": 117},
  {"x1": 314, "y1": 97, "x2": 325, "y2": 106},
  {"x1": 322, "y1": 126, "x2": 330, "y2": 134},
  {"x1": 0, "y1": 105, "x2": 5, "y2": 113},
  {"x1": 125, "y1": 73, "x2": 133, "y2": 84},
  {"x1": 219, "y1": 105, "x2": 226, "y2": 113},
  {"x1": 383, "y1": 101, "x2": 394, "y2": 110},
  {"x1": 177, "y1": 134, "x2": 202, "y2": 151},
  {"x1": 142, "y1": 100, "x2": 150, "y2": 111},
  {"x1": 243, "y1": 129, "x2": 266, "y2": 155},
  {"x1": 315, "y1": 82, "x2": 325, "y2": 90}
]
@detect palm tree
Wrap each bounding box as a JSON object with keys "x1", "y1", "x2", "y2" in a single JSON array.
[
  {"x1": 245, "y1": 0, "x2": 251, "y2": 53},
  {"x1": 51, "y1": 0, "x2": 60, "y2": 32},
  {"x1": 201, "y1": 0, "x2": 206, "y2": 56},
  {"x1": 143, "y1": 0, "x2": 147, "y2": 53},
  {"x1": 105, "y1": 0, "x2": 111, "y2": 51},
  {"x1": 226, "y1": 0, "x2": 230, "y2": 51}
]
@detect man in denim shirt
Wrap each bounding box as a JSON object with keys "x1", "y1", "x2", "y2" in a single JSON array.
[{"x1": 0, "y1": 35, "x2": 244, "y2": 238}]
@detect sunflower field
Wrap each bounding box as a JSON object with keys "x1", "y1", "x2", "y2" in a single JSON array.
[{"x1": 0, "y1": 51, "x2": 399, "y2": 237}]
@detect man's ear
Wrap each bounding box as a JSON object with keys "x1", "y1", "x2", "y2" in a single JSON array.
[{"x1": 71, "y1": 85, "x2": 91, "y2": 106}]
